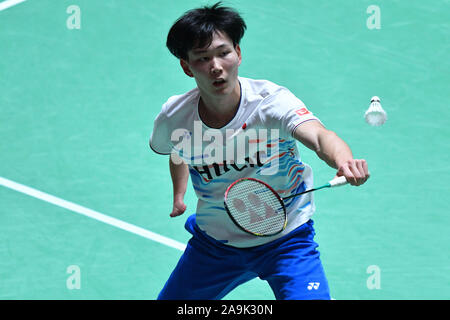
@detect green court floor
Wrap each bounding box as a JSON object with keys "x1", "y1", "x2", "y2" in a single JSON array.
[{"x1": 0, "y1": 0, "x2": 449, "y2": 299}]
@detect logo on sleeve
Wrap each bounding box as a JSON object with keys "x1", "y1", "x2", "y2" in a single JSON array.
[{"x1": 295, "y1": 107, "x2": 310, "y2": 116}]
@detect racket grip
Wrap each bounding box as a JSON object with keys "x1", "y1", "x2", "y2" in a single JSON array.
[{"x1": 329, "y1": 176, "x2": 348, "y2": 187}]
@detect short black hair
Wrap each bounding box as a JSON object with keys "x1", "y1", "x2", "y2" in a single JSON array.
[{"x1": 166, "y1": 2, "x2": 246, "y2": 61}]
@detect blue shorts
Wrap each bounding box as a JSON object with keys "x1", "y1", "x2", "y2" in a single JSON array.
[{"x1": 157, "y1": 214, "x2": 330, "y2": 300}]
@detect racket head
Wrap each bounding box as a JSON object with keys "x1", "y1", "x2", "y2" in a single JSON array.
[{"x1": 224, "y1": 178, "x2": 287, "y2": 237}]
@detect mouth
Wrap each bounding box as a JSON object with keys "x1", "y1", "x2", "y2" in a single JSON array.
[{"x1": 212, "y1": 78, "x2": 227, "y2": 87}]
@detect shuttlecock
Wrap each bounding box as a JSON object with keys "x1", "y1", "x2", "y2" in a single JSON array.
[{"x1": 365, "y1": 96, "x2": 387, "y2": 126}]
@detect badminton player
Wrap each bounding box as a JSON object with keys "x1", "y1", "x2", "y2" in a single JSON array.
[{"x1": 149, "y1": 2, "x2": 369, "y2": 300}]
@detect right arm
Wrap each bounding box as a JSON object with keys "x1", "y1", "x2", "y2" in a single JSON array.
[{"x1": 169, "y1": 153, "x2": 189, "y2": 217}]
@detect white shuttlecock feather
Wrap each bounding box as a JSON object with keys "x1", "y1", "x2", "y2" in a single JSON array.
[{"x1": 365, "y1": 96, "x2": 387, "y2": 126}]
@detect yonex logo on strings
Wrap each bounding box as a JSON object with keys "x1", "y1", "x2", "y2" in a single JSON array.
[{"x1": 233, "y1": 192, "x2": 278, "y2": 224}]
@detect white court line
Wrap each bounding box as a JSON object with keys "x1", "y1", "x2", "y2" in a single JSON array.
[
  {"x1": 0, "y1": 0, "x2": 27, "y2": 11},
  {"x1": 0, "y1": 176, "x2": 186, "y2": 252}
]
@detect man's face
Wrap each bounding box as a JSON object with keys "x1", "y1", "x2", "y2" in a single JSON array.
[{"x1": 181, "y1": 31, "x2": 242, "y2": 97}]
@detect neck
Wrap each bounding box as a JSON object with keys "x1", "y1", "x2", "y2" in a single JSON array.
[{"x1": 198, "y1": 80, "x2": 241, "y2": 128}]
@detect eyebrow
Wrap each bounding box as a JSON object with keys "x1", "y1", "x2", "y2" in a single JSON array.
[{"x1": 192, "y1": 44, "x2": 229, "y2": 55}]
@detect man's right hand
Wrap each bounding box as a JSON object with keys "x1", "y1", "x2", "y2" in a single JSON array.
[
  {"x1": 169, "y1": 153, "x2": 189, "y2": 218},
  {"x1": 170, "y1": 199, "x2": 187, "y2": 217}
]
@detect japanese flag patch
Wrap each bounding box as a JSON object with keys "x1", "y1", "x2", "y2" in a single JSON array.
[{"x1": 295, "y1": 107, "x2": 311, "y2": 116}]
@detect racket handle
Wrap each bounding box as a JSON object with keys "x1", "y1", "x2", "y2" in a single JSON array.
[{"x1": 329, "y1": 176, "x2": 348, "y2": 187}]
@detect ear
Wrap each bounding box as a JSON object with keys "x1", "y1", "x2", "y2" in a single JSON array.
[
  {"x1": 235, "y1": 44, "x2": 242, "y2": 66},
  {"x1": 180, "y1": 59, "x2": 194, "y2": 78}
]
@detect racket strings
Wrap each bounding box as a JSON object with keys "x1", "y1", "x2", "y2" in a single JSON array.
[{"x1": 225, "y1": 179, "x2": 286, "y2": 236}]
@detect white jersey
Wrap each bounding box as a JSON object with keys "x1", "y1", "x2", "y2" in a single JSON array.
[{"x1": 150, "y1": 77, "x2": 322, "y2": 248}]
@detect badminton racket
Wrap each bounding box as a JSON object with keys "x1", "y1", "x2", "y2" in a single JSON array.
[{"x1": 224, "y1": 176, "x2": 348, "y2": 236}]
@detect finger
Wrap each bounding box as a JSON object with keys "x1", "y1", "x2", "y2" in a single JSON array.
[
  {"x1": 345, "y1": 160, "x2": 365, "y2": 186},
  {"x1": 170, "y1": 210, "x2": 178, "y2": 218},
  {"x1": 349, "y1": 163, "x2": 361, "y2": 185},
  {"x1": 170, "y1": 211, "x2": 183, "y2": 218},
  {"x1": 355, "y1": 159, "x2": 370, "y2": 184},
  {"x1": 171, "y1": 203, "x2": 187, "y2": 217},
  {"x1": 341, "y1": 165, "x2": 357, "y2": 185},
  {"x1": 357, "y1": 159, "x2": 368, "y2": 184},
  {"x1": 354, "y1": 161, "x2": 369, "y2": 186},
  {"x1": 355, "y1": 160, "x2": 366, "y2": 185},
  {"x1": 362, "y1": 160, "x2": 370, "y2": 180}
]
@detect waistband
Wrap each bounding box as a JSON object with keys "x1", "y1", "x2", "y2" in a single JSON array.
[{"x1": 184, "y1": 213, "x2": 315, "y2": 252}]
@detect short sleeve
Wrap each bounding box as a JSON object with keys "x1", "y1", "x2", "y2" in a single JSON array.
[
  {"x1": 149, "y1": 109, "x2": 173, "y2": 155},
  {"x1": 260, "y1": 88, "x2": 321, "y2": 136}
]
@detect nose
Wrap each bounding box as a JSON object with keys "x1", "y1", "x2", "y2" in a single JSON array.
[{"x1": 210, "y1": 58, "x2": 223, "y2": 76}]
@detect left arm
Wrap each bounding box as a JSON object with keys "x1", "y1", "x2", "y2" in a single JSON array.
[{"x1": 293, "y1": 120, "x2": 370, "y2": 186}]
